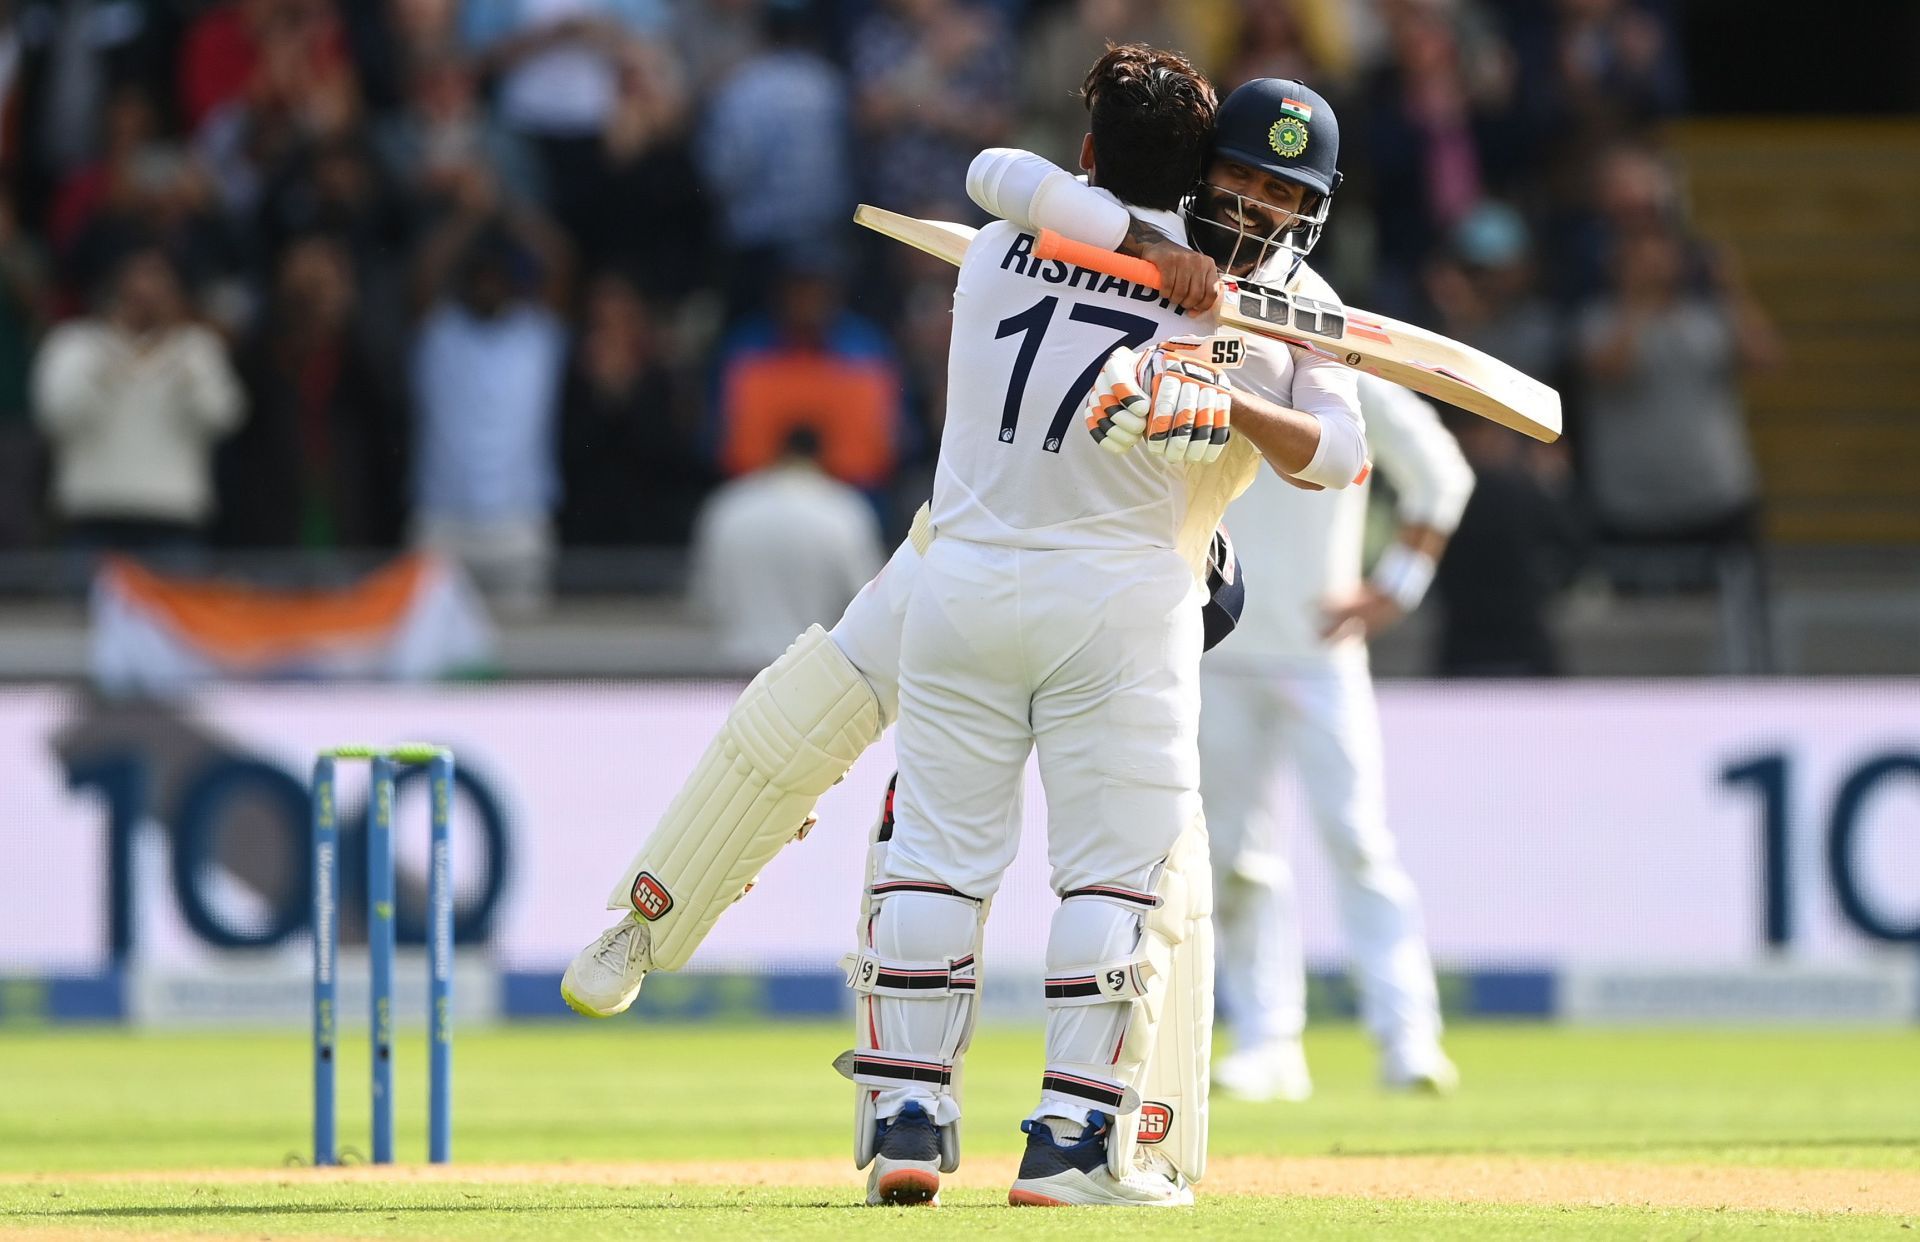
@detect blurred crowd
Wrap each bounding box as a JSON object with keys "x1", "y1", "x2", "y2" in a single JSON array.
[{"x1": 0, "y1": 0, "x2": 1776, "y2": 655}]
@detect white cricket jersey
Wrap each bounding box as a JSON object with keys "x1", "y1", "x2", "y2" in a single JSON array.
[
  {"x1": 930, "y1": 198, "x2": 1362, "y2": 577},
  {"x1": 929, "y1": 201, "x2": 1218, "y2": 554},
  {"x1": 1219, "y1": 375, "x2": 1474, "y2": 666}
]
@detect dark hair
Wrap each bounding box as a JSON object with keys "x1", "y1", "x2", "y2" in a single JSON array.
[{"x1": 1081, "y1": 44, "x2": 1218, "y2": 211}]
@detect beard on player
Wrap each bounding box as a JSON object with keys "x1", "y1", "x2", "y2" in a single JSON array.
[{"x1": 1183, "y1": 77, "x2": 1343, "y2": 280}]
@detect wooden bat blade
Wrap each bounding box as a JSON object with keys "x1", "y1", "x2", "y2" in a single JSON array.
[
  {"x1": 1029, "y1": 229, "x2": 1561, "y2": 443},
  {"x1": 855, "y1": 205, "x2": 1562, "y2": 443},
  {"x1": 854, "y1": 204, "x2": 975, "y2": 265}
]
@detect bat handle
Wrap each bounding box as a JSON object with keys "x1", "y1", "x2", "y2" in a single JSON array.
[{"x1": 1034, "y1": 229, "x2": 1166, "y2": 292}]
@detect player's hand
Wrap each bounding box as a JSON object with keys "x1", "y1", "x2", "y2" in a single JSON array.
[
  {"x1": 1084, "y1": 344, "x2": 1150, "y2": 453},
  {"x1": 1319, "y1": 584, "x2": 1405, "y2": 642},
  {"x1": 1083, "y1": 339, "x2": 1234, "y2": 464},
  {"x1": 1137, "y1": 240, "x2": 1219, "y2": 312},
  {"x1": 1137, "y1": 337, "x2": 1234, "y2": 464}
]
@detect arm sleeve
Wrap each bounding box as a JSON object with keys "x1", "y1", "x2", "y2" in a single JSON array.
[
  {"x1": 1286, "y1": 347, "x2": 1368, "y2": 489},
  {"x1": 966, "y1": 148, "x2": 1129, "y2": 249},
  {"x1": 1359, "y1": 374, "x2": 1475, "y2": 533},
  {"x1": 31, "y1": 328, "x2": 110, "y2": 436},
  {"x1": 176, "y1": 329, "x2": 246, "y2": 435}
]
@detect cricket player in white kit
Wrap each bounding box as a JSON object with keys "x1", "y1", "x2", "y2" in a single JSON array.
[
  {"x1": 562, "y1": 57, "x2": 1373, "y2": 1210},
  {"x1": 1205, "y1": 374, "x2": 1474, "y2": 1103},
  {"x1": 853, "y1": 71, "x2": 1367, "y2": 1209}
]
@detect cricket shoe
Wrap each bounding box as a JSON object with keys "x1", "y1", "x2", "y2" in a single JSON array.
[
  {"x1": 1008, "y1": 1113, "x2": 1194, "y2": 1207},
  {"x1": 1382, "y1": 1040, "x2": 1460, "y2": 1095},
  {"x1": 865, "y1": 1102, "x2": 943, "y2": 1206},
  {"x1": 559, "y1": 914, "x2": 653, "y2": 1017},
  {"x1": 1212, "y1": 1037, "x2": 1313, "y2": 1102}
]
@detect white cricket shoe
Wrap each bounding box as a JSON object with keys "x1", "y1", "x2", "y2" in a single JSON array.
[
  {"x1": 1382, "y1": 1040, "x2": 1460, "y2": 1094},
  {"x1": 1213, "y1": 1037, "x2": 1313, "y2": 1102},
  {"x1": 560, "y1": 914, "x2": 653, "y2": 1017},
  {"x1": 1008, "y1": 1114, "x2": 1194, "y2": 1207},
  {"x1": 864, "y1": 1103, "x2": 943, "y2": 1207}
]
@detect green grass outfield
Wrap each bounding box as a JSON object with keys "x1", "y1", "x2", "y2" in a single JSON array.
[{"x1": 2, "y1": 1023, "x2": 1917, "y2": 1238}]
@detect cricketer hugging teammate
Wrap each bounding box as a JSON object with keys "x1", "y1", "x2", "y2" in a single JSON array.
[{"x1": 562, "y1": 42, "x2": 1497, "y2": 1209}]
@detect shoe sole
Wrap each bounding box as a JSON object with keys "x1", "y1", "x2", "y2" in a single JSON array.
[
  {"x1": 872, "y1": 1169, "x2": 940, "y2": 1206},
  {"x1": 1008, "y1": 1188, "x2": 1068, "y2": 1207},
  {"x1": 558, "y1": 982, "x2": 635, "y2": 1019},
  {"x1": 1008, "y1": 1182, "x2": 1193, "y2": 1208}
]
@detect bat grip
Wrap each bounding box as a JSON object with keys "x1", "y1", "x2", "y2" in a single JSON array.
[{"x1": 1034, "y1": 229, "x2": 1166, "y2": 291}]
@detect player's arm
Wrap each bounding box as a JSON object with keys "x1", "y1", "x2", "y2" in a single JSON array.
[
  {"x1": 1246, "y1": 342, "x2": 1368, "y2": 489},
  {"x1": 1321, "y1": 377, "x2": 1476, "y2": 639},
  {"x1": 965, "y1": 147, "x2": 1217, "y2": 311},
  {"x1": 1227, "y1": 386, "x2": 1339, "y2": 482}
]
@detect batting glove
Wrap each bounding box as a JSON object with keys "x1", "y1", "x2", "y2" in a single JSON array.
[{"x1": 1083, "y1": 337, "x2": 1234, "y2": 464}]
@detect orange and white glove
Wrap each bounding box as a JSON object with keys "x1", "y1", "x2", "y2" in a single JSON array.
[{"x1": 1083, "y1": 335, "x2": 1237, "y2": 464}]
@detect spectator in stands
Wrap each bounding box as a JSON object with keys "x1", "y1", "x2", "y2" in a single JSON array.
[
  {"x1": 60, "y1": 139, "x2": 242, "y2": 329},
  {"x1": 0, "y1": 194, "x2": 50, "y2": 549},
  {"x1": 32, "y1": 247, "x2": 245, "y2": 555},
  {"x1": 851, "y1": 0, "x2": 1014, "y2": 216},
  {"x1": 178, "y1": 0, "x2": 355, "y2": 133},
  {"x1": 1423, "y1": 200, "x2": 1560, "y2": 383},
  {"x1": 558, "y1": 271, "x2": 709, "y2": 547},
  {"x1": 1018, "y1": 0, "x2": 1180, "y2": 165},
  {"x1": 710, "y1": 256, "x2": 906, "y2": 500},
  {"x1": 48, "y1": 87, "x2": 161, "y2": 267},
  {"x1": 690, "y1": 425, "x2": 884, "y2": 668},
  {"x1": 1549, "y1": 139, "x2": 1682, "y2": 305},
  {"x1": 1432, "y1": 416, "x2": 1579, "y2": 677},
  {"x1": 668, "y1": 0, "x2": 761, "y2": 98},
  {"x1": 255, "y1": 136, "x2": 412, "y2": 346},
  {"x1": 410, "y1": 195, "x2": 572, "y2": 615},
  {"x1": 1219, "y1": 0, "x2": 1321, "y2": 92},
  {"x1": 461, "y1": 0, "x2": 669, "y2": 242},
  {"x1": 1359, "y1": 0, "x2": 1521, "y2": 314},
  {"x1": 219, "y1": 234, "x2": 407, "y2": 549},
  {"x1": 373, "y1": 50, "x2": 547, "y2": 227},
  {"x1": 1512, "y1": 0, "x2": 1683, "y2": 154},
  {"x1": 575, "y1": 39, "x2": 709, "y2": 304},
  {"x1": 346, "y1": 0, "x2": 464, "y2": 114},
  {"x1": 1573, "y1": 220, "x2": 1779, "y2": 557},
  {"x1": 699, "y1": 0, "x2": 852, "y2": 315}
]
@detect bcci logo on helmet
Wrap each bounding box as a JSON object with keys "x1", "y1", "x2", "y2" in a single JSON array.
[
  {"x1": 1268, "y1": 117, "x2": 1309, "y2": 158},
  {"x1": 1136, "y1": 1102, "x2": 1173, "y2": 1144},
  {"x1": 630, "y1": 872, "x2": 674, "y2": 921}
]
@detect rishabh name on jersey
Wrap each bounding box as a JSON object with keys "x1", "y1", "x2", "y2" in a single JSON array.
[{"x1": 929, "y1": 206, "x2": 1224, "y2": 556}]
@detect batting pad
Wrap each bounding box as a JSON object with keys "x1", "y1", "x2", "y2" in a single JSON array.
[
  {"x1": 606, "y1": 624, "x2": 884, "y2": 969},
  {"x1": 1112, "y1": 816, "x2": 1214, "y2": 1186}
]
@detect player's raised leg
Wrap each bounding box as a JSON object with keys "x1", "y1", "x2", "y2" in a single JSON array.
[{"x1": 562, "y1": 520, "x2": 926, "y2": 1017}]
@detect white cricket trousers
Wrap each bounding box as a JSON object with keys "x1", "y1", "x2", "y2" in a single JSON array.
[
  {"x1": 874, "y1": 536, "x2": 1204, "y2": 1126},
  {"x1": 888, "y1": 536, "x2": 1204, "y2": 900},
  {"x1": 1198, "y1": 655, "x2": 1442, "y2": 1050}
]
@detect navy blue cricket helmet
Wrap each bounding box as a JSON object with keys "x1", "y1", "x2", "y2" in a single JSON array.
[{"x1": 1187, "y1": 78, "x2": 1344, "y2": 274}]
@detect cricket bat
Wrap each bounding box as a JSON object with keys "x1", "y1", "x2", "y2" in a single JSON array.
[{"x1": 854, "y1": 204, "x2": 1561, "y2": 443}]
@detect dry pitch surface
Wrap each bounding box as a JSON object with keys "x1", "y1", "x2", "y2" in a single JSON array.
[{"x1": 2, "y1": 1024, "x2": 1916, "y2": 1239}]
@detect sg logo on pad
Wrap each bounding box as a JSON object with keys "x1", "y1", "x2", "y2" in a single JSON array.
[
  {"x1": 630, "y1": 872, "x2": 674, "y2": 920},
  {"x1": 1136, "y1": 1102, "x2": 1173, "y2": 1143}
]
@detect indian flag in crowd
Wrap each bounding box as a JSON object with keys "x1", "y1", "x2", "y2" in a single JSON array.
[{"x1": 89, "y1": 554, "x2": 495, "y2": 694}]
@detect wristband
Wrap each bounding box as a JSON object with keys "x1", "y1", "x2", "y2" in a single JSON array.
[{"x1": 1370, "y1": 543, "x2": 1438, "y2": 612}]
